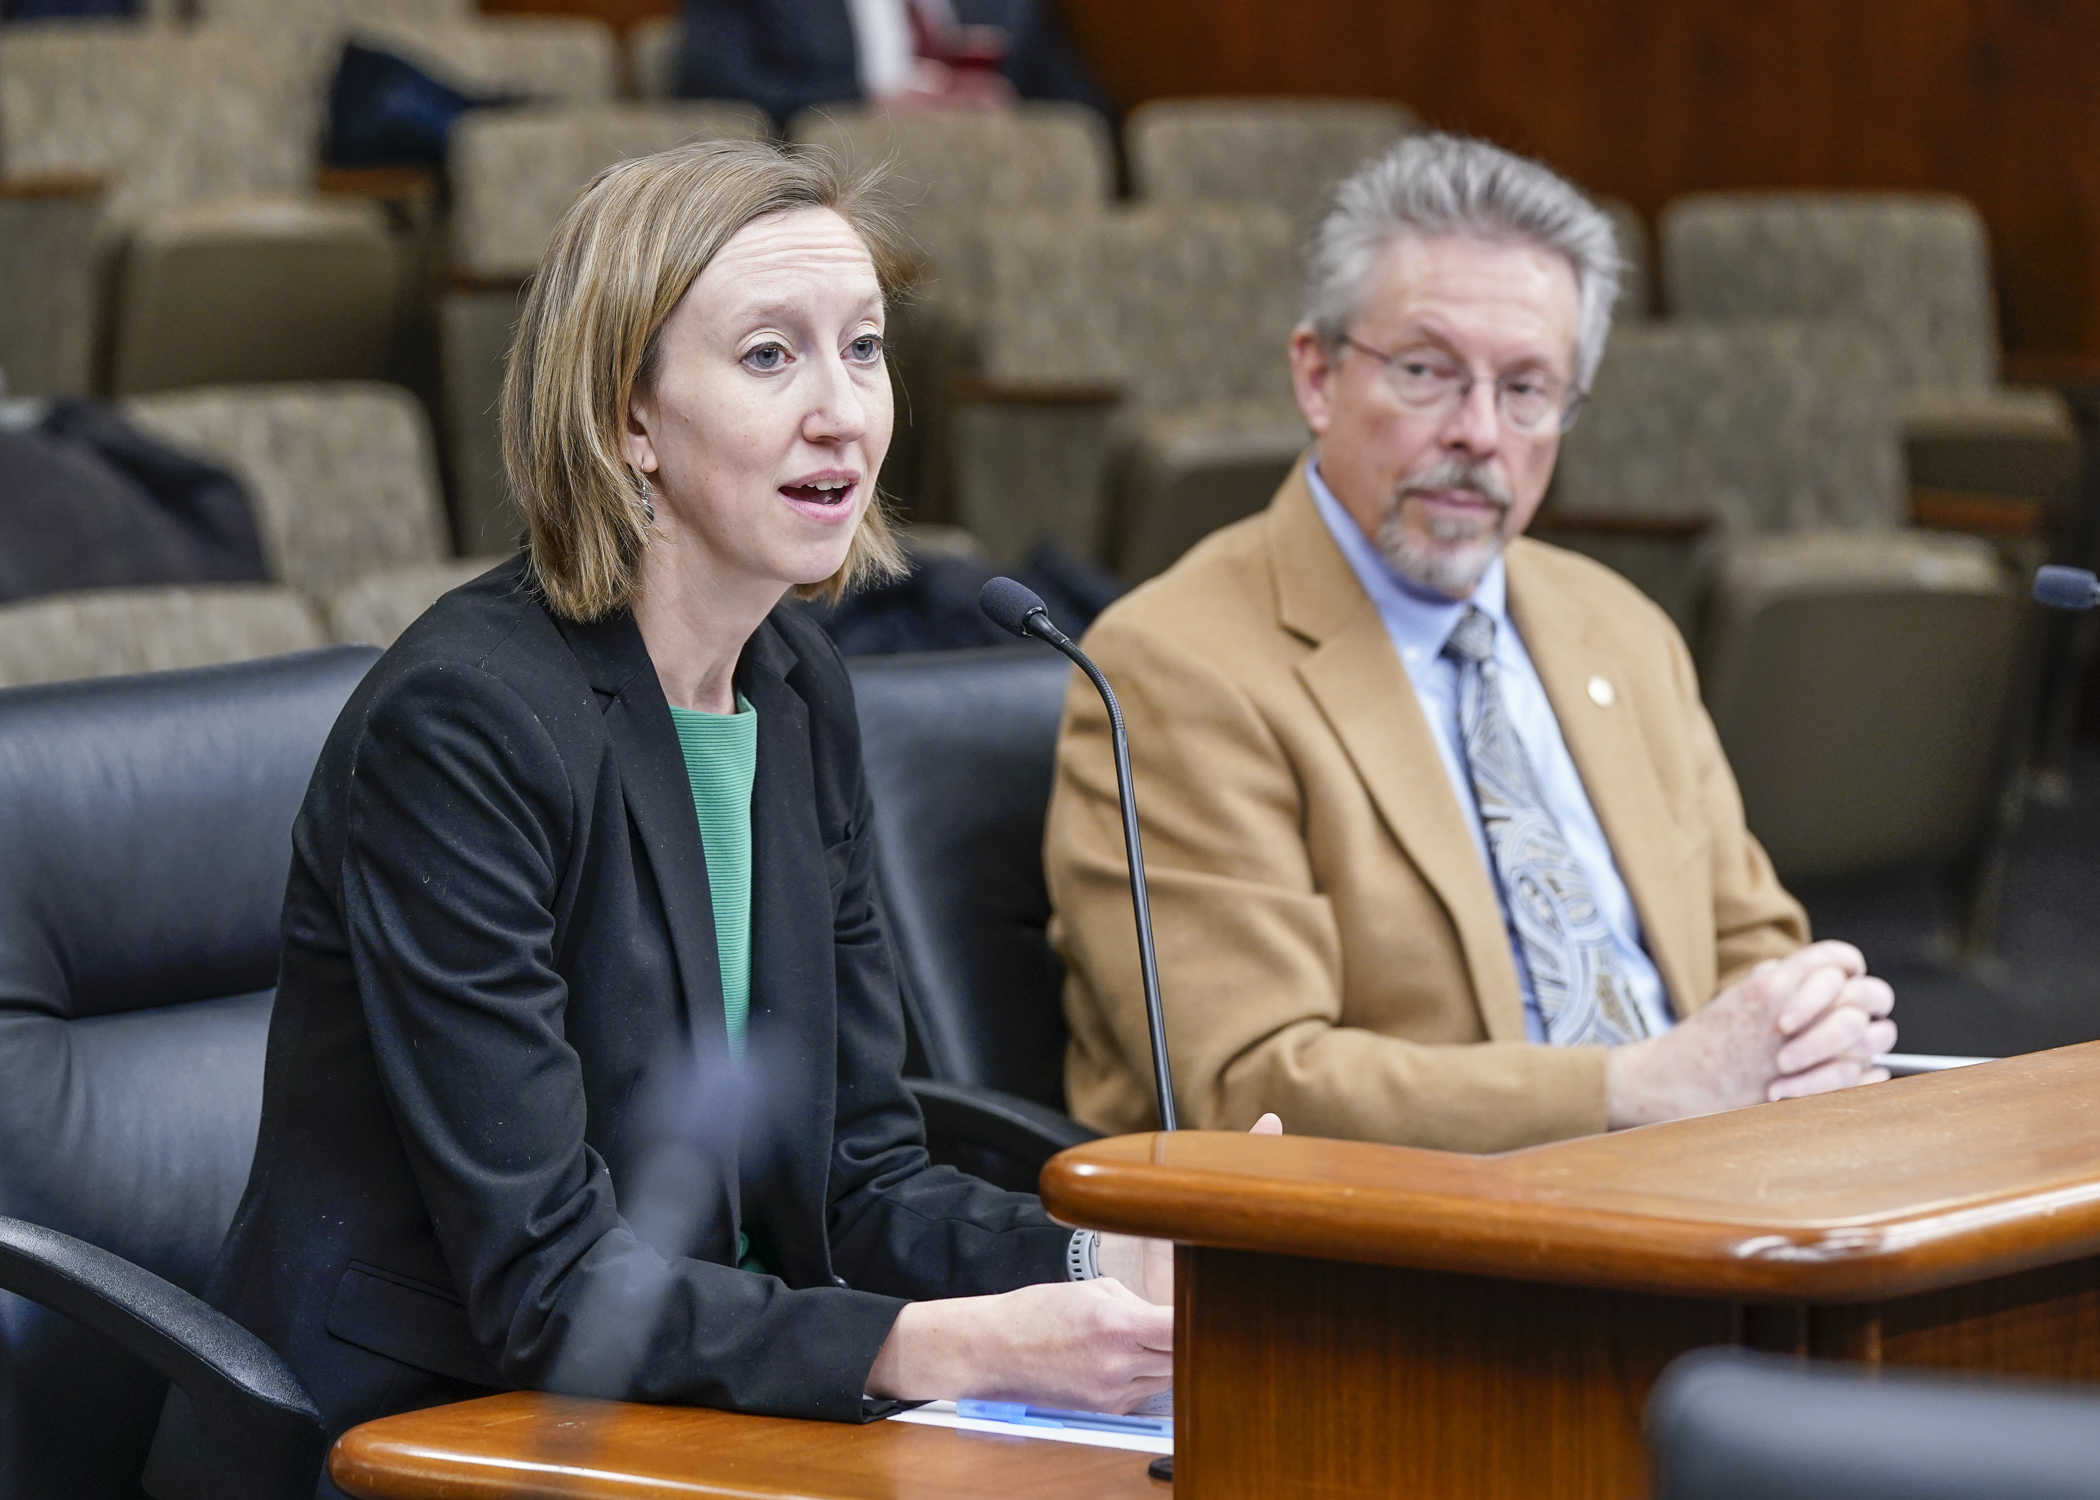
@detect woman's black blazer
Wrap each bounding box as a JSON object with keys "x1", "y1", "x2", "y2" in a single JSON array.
[{"x1": 196, "y1": 558, "x2": 1071, "y2": 1455}]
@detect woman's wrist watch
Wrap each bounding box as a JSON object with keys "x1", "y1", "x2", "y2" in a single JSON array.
[{"x1": 1066, "y1": 1228, "x2": 1102, "y2": 1281}]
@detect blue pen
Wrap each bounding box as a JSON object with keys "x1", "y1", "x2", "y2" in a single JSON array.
[{"x1": 954, "y1": 1400, "x2": 1172, "y2": 1436}]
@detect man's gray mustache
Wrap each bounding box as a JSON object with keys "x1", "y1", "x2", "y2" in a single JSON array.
[{"x1": 1394, "y1": 462, "x2": 1513, "y2": 513}]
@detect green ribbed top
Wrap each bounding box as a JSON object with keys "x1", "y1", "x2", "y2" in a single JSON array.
[{"x1": 667, "y1": 695, "x2": 758, "y2": 1060}]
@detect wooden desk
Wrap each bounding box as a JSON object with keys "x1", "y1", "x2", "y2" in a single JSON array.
[
  {"x1": 332, "y1": 1044, "x2": 2100, "y2": 1499},
  {"x1": 1042, "y1": 1042, "x2": 2100, "y2": 1500},
  {"x1": 332, "y1": 1392, "x2": 1167, "y2": 1499}
]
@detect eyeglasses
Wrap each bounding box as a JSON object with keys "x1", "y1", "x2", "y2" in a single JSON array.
[{"x1": 1341, "y1": 336, "x2": 1584, "y2": 434}]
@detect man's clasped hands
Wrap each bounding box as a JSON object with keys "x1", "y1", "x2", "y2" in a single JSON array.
[{"x1": 1606, "y1": 940, "x2": 1896, "y2": 1129}]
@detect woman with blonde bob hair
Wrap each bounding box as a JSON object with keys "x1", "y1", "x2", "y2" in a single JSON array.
[{"x1": 178, "y1": 140, "x2": 1214, "y2": 1483}]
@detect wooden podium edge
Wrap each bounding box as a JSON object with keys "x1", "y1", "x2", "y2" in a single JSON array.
[
  {"x1": 1048, "y1": 1143, "x2": 2100, "y2": 1302},
  {"x1": 1042, "y1": 1049, "x2": 2100, "y2": 1304}
]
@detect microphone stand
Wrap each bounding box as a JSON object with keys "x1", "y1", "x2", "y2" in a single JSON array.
[
  {"x1": 1031, "y1": 618, "x2": 1177, "y2": 1132},
  {"x1": 980, "y1": 581, "x2": 1177, "y2": 1131}
]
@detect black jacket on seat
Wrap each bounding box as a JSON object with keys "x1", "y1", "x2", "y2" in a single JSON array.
[{"x1": 190, "y1": 559, "x2": 1069, "y2": 1471}]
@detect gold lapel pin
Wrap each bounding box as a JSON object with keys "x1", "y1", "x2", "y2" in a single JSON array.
[{"x1": 1587, "y1": 675, "x2": 1616, "y2": 708}]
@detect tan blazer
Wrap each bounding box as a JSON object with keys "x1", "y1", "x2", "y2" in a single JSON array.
[{"x1": 1045, "y1": 461, "x2": 1808, "y2": 1152}]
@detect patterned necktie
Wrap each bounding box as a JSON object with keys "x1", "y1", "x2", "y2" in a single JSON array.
[{"x1": 1442, "y1": 606, "x2": 1648, "y2": 1047}]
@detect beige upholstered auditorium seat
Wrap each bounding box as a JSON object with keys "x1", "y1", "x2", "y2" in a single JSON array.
[
  {"x1": 123, "y1": 382, "x2": 452, "y2": 604},
  {"x1": 440, "y1": 101, "x2": 768, "y2": 552},
  {"x1": 1111, "y1": 397, "x2": 1314, "y2": 578},
  {"x1": 0, "y1": 586, "x2": 325, "y2": 690},
  {"x1": 0, "y1": 23, "x2": 395, "y2": 395},
  {"x1": 176, "y1": 1, "x2": 613, "y2": 101},
  {"x1": 438, "y1": 287, "x2": 526, "y2": 557},
  {"x1": 788, "y1": 104, "x2": 1117, "y2": 520},
  {"x1": 194, "y1": 0, "x2": 476, "y2": 23},
  {"x1": 0, "y1": 177, "x2": 103, "y2": 397},
  {"x1": 1551, "y1": 322, "x2": 2028, "y2": 888},
  {"x1": 0, "y1": 10, "x2": 624, "y2": 397},
  {"x1": 1121, "y1": 98, "x2": 1644, "y2": 318},
  {"x1": 328, "y1": 559, "x2": 494, "y2": 648},
  {"x1": 348, "y1": 15, "x2": 621, "y2": 103},
  {"x1": 345, "y1": 0, "x2": 476, "y2": 17},
  {"x1": 789, "y1": 105, "x2": 1115, "y2": 299},
  {"x1": 1560, "y1": 321, "x2": 1905, "y2": 531},
  {"x1": 1600, "y1": 197, "x2": 1652, "y2": 320},
  {"x1": 628, "y1": 14, "x2": 682, "y2": 99},
  {"x1": 1694, "y1": 530, "x2": 2024, "y2": 882},
  {"x1": 960, "y1": 203, "x2": 1304, "y2": 573},
  {"x1": 111, "y1": 197, "x2": 399, "y2": 395},
  {"x1": 0, "y1": 24, "x2": 315, "y2": 225},
  {"x1": 1550, "y1": 320, "x2": 1905, "y2": 625},
  {"x1": 1661, "y1": 193, "x2": 2078, "y2": 505},
  {"x1": 1126, "y1": 97, "x2": 1418, "y2": 224},
  {"x1": 451, "y1": 103, "x2": 768, "y2": 281}
]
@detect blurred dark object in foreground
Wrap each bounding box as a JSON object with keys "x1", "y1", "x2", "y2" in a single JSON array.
[
  {"x1": 0, "y1": 400, "x2": 266, "y2": 605},
  {"x1": 1650, "y1": 1346, "x2": 2100, "y2": 1500},
  {"x1": 804, "y1": 535, "x2": 1122, "y2": 656}
]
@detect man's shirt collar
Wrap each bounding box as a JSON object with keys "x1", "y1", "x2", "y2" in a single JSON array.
[{"x1": 1305, "y1": 457, "x2": 1509, "y2": 668}]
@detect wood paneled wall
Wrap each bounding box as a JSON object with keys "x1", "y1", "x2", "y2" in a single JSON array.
[
  {"x1": 483, "y1": 0, "x2": 2100, "y2": 355},
  {"x1": 1056, "y1": 0, "x2": 2100, "y2": 357}
]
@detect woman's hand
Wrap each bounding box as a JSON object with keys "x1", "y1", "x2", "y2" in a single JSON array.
[
  {"x1": 865, "y1": 1278, "x2": 1173, "y2": 1413},
  {"x1": 1096, "y1": 1113, "x2": 1283, "y2": 1305},
  {"x1": 865, "y1": 1114, "x2": 1285, "y2": 1412}
]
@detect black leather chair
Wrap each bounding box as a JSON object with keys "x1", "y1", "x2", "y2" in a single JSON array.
[
  {"x1": 1649, "y1": 1347, "x2": 2100, "y2": 1499},
  {"x1": 848, "y1": 647, "x2": 1100, "y2": 1191},
  {"x1": 0, "y1": 646, "x2": 379, "y2": 1500}
]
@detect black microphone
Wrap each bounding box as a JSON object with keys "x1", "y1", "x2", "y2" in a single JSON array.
[
  {"x1": 981, "y1": 577, "x2": 1178, "y2": 1132},
  {"x1": 2035, "y1": 566, "x2": 2100, "y2": 611}
]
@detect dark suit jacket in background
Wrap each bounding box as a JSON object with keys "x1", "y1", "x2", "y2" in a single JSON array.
[
  {"x1": 180, "y1": 559, "x2": 1070, "y2": 1488},
  {"x1": 0, "y1": 399, "x2": 267, "y2": 605},
  {"x1": 677, "y1": 0, "x2": 1109, "y2": 126}
]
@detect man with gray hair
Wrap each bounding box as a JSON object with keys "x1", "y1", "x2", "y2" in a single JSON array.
[{"x1": 1044, "y1": 133, "x2": 1897, "y2": 1150}]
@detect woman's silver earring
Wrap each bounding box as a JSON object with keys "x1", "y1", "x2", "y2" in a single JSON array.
[{"x1": 635, "y1": 472, "x2": 656, "y2": 527}]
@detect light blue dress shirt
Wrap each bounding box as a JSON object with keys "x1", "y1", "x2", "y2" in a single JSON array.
[{"x1": 1307, "y1": 461, "x2": 1673, "y2": 1042}]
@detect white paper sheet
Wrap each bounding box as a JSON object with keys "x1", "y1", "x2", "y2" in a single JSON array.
[{"x1": 887, "y1": 1401, "x2": 1174, "y2": 1455}]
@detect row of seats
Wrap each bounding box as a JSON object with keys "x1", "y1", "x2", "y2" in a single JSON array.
[
  {"x1": 0, "y1": 39, "x2": 2070, "y2": 913},
  {"x1": 0, "y1": 564, "x2": 485, "y2": 691},
  {"x1": 5, "y1": 22, "x2": 2070, "y2": 567},
  {"x1": 0, "y1": 8, "x2": 621, "y2": 407},
  {"x1": 0, "y1": 382, "x2": 490, "y2": 688},
  {"x1": 626, "y1": 28, "x2": 2074, "y2": 566}
]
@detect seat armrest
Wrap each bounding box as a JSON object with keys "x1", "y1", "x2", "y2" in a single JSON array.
[
  {"x1": 1115, "y1": 399, "x2": 1306, "y2": 580},
  {"x1": 0, "y1": 1215, "x2": 325, "y2": 1500},
  {"x1": 949, "y1": 379, "x2": 1125, "y2": 564},
  {"x1": 0, "y1": 172, "x2": 107, "y2": 201},
  {"x1": 907, "y1": 1078, "x2": 1101, "y2": 1169},
  {"x1": 1911, "y1": 487, "x2": 2051, "y2": 536},
  {"x1": 1899, "y1": 388, "x2": 2081, "y2": 503},
  {"x1": 1526, "y1": 508, "x2": 1716, "y2": 632},
  {"x1": 316, "y1": 164, "x2": 440, "y2": 204}
]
